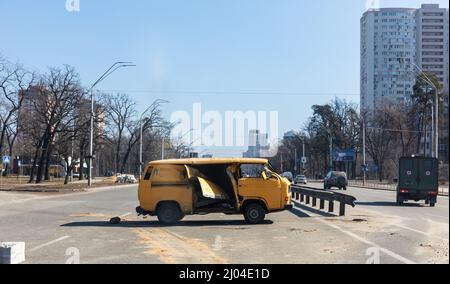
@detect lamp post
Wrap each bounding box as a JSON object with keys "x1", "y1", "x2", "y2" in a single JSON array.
[
  {"x1": 410, "y1": 62, "x2": 439, "y2": 160},
  {"x1": 362, "y1": 115, "x2": 366, "y2": 186},
  {"x1": 326, "y1": 129, "x2": 333, "y2": 171},
  {"x1": 88, "y1": 62, "x2": 135, "y2": 186},
  {"x1": 139, "y1": 106, "x2": 154, "y2": 180}
]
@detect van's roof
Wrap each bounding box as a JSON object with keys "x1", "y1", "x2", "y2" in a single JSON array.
[{"x1": 149, "y1": 158, "x2": 268, "y2": 166}]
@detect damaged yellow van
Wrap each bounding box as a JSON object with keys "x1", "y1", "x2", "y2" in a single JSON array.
[{"x1": 136, "y1": 158, "x2": 293, "y2": 225}]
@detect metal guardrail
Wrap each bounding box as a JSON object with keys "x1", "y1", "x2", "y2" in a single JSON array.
[
  {"x1": 309, "y1": 180, "x2": 449, "y2": 197},
  {"x1": 291, "y1": 185, "x2": 357, "y2": 216}
]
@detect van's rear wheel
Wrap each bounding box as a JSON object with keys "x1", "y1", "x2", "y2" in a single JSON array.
[
  {"x1": 157, "y1": 203, "x2": 183, "y2": 225},
  {"x1": 244, "y1": 203, "x2": 266, "y2": 224}
]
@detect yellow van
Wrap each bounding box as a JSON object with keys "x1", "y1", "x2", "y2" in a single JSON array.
[{"x1": 136, "y1": 158, "x2": 292, "y2": 225}]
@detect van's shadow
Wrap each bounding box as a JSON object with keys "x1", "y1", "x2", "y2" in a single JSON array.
[
  {"x1": 356, "y1": 201, "x2": 423, "y2": 207},
  {"x1": 61, "y1": 219, "x2": 274, "y2": 228}
]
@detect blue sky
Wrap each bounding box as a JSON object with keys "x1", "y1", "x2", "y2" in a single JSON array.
[{"x1": 1, "y1": 0, "x2": 448, "y2": 156}]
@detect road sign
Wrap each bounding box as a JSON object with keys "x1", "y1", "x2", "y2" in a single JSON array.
[
  {"x1": 301, "y1": 157, "x2": 307, "y2": 164},
  {"x1": 332, "y1": 149, "x2": 356, "y2": 162},
  {"x1": 2, "y1": 156, "x2": 11, "y2": 165}
]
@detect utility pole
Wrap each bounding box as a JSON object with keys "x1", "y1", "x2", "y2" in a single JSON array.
[
  {"x1": 329, "y1": 135, "x2": 333, "y2": 171},
  {"x1": 411, "y1": 62, "x2": 439, "y2": 160},
  {"x1": 87, "y1": 62, "x2": 135, "y2": 186},
  {"x1": 139, "y1": 119, "x2": 143, "y2": 179},
  {"x1": 362, "y1": 116, "x2": 366, "y2": 186},
  {"x1": 88, "y1": 89, "x2": 94, "y2": 186},
  {"x1": 161, "y1": 137, "x2": 165, "y2": 160},
  {"x1": 430, "y1": 100, "x2": 434, "y2": 158},
  {"x1": 434, "y1": 87, "x2": 439, "y2": 160},
  {"x1": 294, "y1": 149, "x2": 298, "y2": 175},
  {"x1": 302, "y1": 138, "x2": 306, "y2": 175}
]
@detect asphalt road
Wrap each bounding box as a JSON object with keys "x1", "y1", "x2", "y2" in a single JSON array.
[{"x1": 0, "y1": 184, "x2": 448, "y2": 264}]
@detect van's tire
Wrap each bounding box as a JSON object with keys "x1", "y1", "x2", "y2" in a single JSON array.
[
  {"x1": 343, "y1": 187, "x2": 347, "y2": 191},
  {"x1": 157, "y1": 202, "x2": 183, "y2": 225},
  {"x1": 430, "y1": 203, "x2": 436, "y2": 207},
  {"x1": 243, "y1": 203, "x2": 266, "y2": 224}
]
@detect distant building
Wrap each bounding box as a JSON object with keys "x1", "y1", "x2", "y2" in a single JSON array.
[
  {"x1": 242, "y1": 130, "x2": 270, "y2": 158},
  {"x1": 361, "y1": 7, "x2": 417, "y2": 111},
  {"x1": 360, "y1": 4, "x2": 449, "y2": 111},
  {"x1": 416, "y1": 4, "x2": 449, "y2": 95},
  {"x1": 361, "y1": 4, "x2": 449, "y2": 162}
]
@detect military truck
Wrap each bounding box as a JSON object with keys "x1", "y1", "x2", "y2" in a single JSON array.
[{"x1": 397, "y1": 156, "x2": 439, "y2": 207}]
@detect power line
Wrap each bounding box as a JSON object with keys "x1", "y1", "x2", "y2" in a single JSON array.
[
  {"x1": 98, "y1": 89, "x2": 360, "y2": 97},
  {"x1": 366, "y1": 126, "x2": 424, "y2": 134}
]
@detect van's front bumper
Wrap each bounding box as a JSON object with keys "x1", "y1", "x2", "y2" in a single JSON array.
[{"x1": 284, "y1": 204, "x2": 294, "y2": 210}]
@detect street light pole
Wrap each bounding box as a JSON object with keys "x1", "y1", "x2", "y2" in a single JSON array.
[
  {"x1": 330, "y1": 135, "x2": 333, "y2": 171},
  {"x1": 139, "y1": 119, "x2": 143, "y2": 179},
  {"x1": 302, "y1": 139, "x2": 306, "y2": 174},
  {"x1": 362, "y1": 115, "x2": 366, "y2": 186},
  {"x1": 88, "y1": 62, "x2": 135, "y2": 187},
  {"x1": 162, "y1": 136, "x2": 165, "y2": 160},
  {"x1": 411, "y1": 62, "x2": 439, "y2": 160}
]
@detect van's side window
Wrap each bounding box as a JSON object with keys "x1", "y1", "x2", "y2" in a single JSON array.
[
  {"x1": 144, "y1": 167, "x2": 153, "y2": 180},
  {"x1": 240, "y1": 164, "x2": 265, "y2": 178}
]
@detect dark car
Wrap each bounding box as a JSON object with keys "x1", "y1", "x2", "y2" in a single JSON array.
[
  {"x1": 397, "y1": 157, "x2": 438, "y2": 207},
  {"x1": 324, "y1": 171, "x2": 348, "y2": 190}
]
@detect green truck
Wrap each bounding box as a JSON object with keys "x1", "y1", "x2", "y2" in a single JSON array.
[{"x1": 397, "y1": 157, "x2": 439, "y2": 207}]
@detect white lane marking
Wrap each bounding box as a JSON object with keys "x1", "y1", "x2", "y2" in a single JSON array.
[
  {"x1": 292, "y1": 208, "x2": 416, "y2": 264},
  {"x1": 393, "y1": 223, "x2": 449, "y2": 242},
  {"x1": 426, "y1": 213, "x2": 449, "y2": 220},
  {"x1": 30, "y1": 236, "x2": 71, "y2": 252}
]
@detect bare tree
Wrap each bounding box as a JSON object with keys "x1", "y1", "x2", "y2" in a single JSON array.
[
  {"x1": 119, "y1": 99, "x2": 170, "y2": 173},
  {"x1": 365, "y1": 105, "x2": 396, "y2": 181},
  {"x1": 24, "y1": 66, "x2": 84, "y2": 183},
  {"x1": 101, "y1": 93, "x2": 136, "y2": 173},
  {"x1": 101, "y1": 94, "x2": 171, "y2": 174},
  {"x1": 0, "y1": 57, "x2": 34, "y2": 174}
]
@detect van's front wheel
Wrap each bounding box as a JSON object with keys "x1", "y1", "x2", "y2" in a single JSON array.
[
  {"x1": 157, "y1": 202, "x2": 183, "y2": 225},
  {"x1": 243, "y1": 203, "x2": 266, "y2": 224}
]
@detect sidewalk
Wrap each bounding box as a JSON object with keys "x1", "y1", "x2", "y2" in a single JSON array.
[{"x1": 0, "y1": 177, "x2": 125, "y2": 193}]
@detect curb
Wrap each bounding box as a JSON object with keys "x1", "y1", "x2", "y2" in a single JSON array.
[{"x1": 0, "y1": 183, "x2": 137, "y2": 193}]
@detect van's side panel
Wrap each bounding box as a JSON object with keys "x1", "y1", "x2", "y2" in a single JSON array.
[{"x1": 139, "y1": 165, "x2": 193, "y2": 214}]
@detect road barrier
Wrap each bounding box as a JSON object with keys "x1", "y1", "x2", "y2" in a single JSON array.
[
  {"x1": 309, "y1": 180, "x2": 449, "y2": 197},
  {"x1": 291, "y1": 185, "x2": 356, "y2": 216}
]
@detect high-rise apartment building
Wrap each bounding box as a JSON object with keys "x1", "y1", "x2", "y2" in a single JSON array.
[
  {"x1": 361, "y1": 8, "x2": 417, "y2": 111},
  {"x1": 361, "y1": 4, "x2": 449, "y2": 112},
  {"x1": 416, "y1": 4, "x2": 449, "y2": 95}
]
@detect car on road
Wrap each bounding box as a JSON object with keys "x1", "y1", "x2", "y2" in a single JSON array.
[
  {"x1": 396, "y1": 156, "x2": 438, "y2": 207},
  {"x1": 324, "y1": 171, "x2": 348, "y2": 190},
  {"x1": 136, "y1": 158, "x2": 293, "y2": 225},
  {"x1": 294, "y1": 175, "x2": 308, "y2": 185},
  {"x1": 116, "y1": 174, "x2": 138, "y2": 184},
  {"x1": 282, "y1": 172, "x2": 294, "y2": 182}
]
